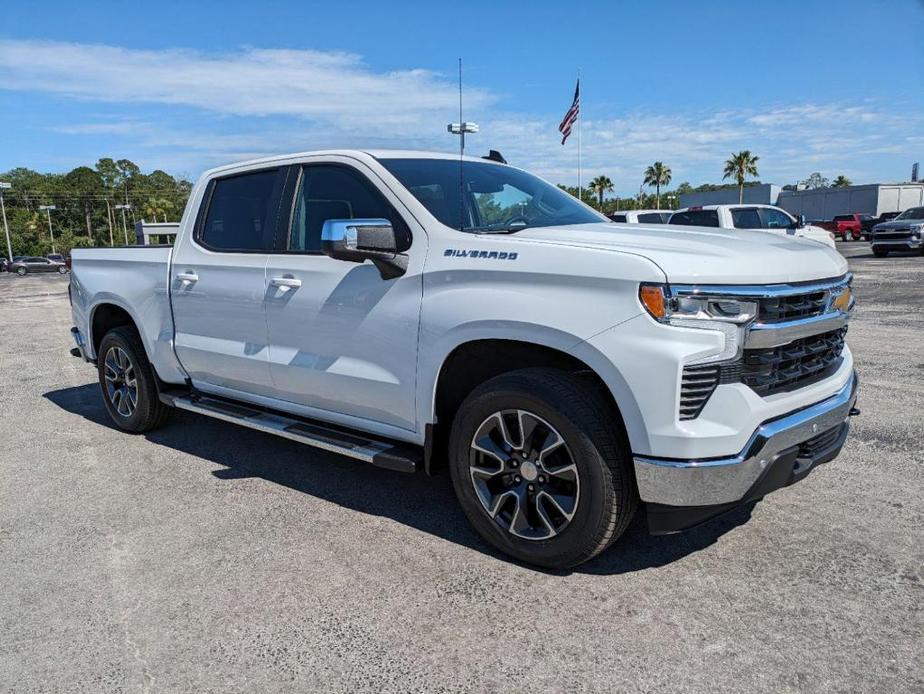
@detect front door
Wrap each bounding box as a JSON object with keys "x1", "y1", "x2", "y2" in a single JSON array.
[
  {"x1": 263, "y1": 161, "x2": 424, "y2": 431},
  {"x1": 171, "y1": 167, "x2": 287, "y2": 397}
]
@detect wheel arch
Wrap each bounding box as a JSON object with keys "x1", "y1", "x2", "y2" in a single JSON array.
[{"x1": 425, "y1": 336, "x2": 641, "y2": 475}]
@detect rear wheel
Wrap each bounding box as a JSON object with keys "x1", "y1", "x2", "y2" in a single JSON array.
[
  {"x1": 97, "y1": 326, "x2": 171, "y2": 433},
  {"x1": 448, "y1": 368, "x2": 637, "y2": 569},
  {"x1": 57, "y1": 266, "x2": 67, "y2": 274},
  {"x1": 873, "y1": 248, "x2": 889, "y2": 258}
]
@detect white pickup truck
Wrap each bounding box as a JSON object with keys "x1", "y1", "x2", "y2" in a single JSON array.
[
  {"x1": 69, "y1": 150, "x2": 859, "y2": 568},
  {"x1": 669, "y1": 204, "x2": 837, "y2": 248}
]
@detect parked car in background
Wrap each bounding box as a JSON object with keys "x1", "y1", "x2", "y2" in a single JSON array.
[
  {"x1": 608, "y1": 210, "x2": 672, "y2": 224},
  {"x1": 869, "y1": 206, "x2": 924, "y2": 257},
  {"x1": 668, "y1": 204, "x2": 836, "y2": 248},
  {"x1": 0, "y1": 257, "x2": 8, "y2": 273},
  {"x1": 830, "y1": 213, "x2": 875, "y2": 241},
  {"x1": 861, "y1": 211, "x2": 901, "y2": 241},
  {"x1": 8, "y1": 256, "x2": 69, "y2": 275},
  {"x1": 68, "y1": 149, "x2": 858, "y2": 569}
]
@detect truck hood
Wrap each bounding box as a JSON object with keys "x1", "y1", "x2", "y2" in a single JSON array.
[
  {"x1": 510, "y1": 222, "x2": 847, "y2": 284},
  {"x1": 873, "y1": 219, "x2": 922, "y2": 231}
]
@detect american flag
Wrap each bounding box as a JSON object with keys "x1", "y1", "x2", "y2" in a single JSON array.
[{"x1": 558, "y1": 79, "x2": 580, "y2": 145}]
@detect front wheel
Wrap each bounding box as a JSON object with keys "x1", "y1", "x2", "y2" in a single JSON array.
[
  {"x1": 16, "y1": 267, "x2": 26, "y2": 276},
  {"x1": 97, "y1": 326, "x2": 171, "y2": 433},
  {"x1": 448, "y1": 368, "x2": 637, "y2": 569},
  {"x1": 58, "y1": 266, "x2": 68, "y2": 274}
]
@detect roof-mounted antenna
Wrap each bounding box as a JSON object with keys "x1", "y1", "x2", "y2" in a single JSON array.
[{"x1": 447, "y1": 58, "x2": 478, "y2": 231}]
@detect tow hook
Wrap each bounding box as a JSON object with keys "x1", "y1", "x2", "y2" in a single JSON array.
[{"x1": 848, "y1": 407, "x2": 861, "y2": 417}]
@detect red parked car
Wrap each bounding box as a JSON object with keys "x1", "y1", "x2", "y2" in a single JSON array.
[{"x1": 831, "y1": 213, "x2": 874, "y2": 241}]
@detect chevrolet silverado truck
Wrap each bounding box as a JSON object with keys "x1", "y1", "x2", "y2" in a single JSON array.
[
  {"x1": 869, "y1": 206, "x2": 924, "y2": 256},
  {"x1": 69, "y1": 150, "x2": 859, "y2": 569}
]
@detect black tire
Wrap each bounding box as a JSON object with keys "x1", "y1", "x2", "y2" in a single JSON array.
[
  {"x1": 97, "y1": 325, "x2": 171, "y2": 433},
  {"x1": 873, "y1": 248, "x2": 889, "y2": 258},
  {"x1": 448, "y1": 368, "x2": 637, "y2": 569},
  {"x1": 16, "y1": 267, "x2": 26, "y2": 276},
  {"x1": 57, "y1": 266, "x2": 68, "y2": 274}
]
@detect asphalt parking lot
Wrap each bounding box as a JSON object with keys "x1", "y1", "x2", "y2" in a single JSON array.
[{"x1": 1, "y1": 243, "x2": 921, "y2": 693}]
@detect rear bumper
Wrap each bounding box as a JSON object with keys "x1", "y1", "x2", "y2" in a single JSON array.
[
  {"x1": 70, "y1": 326, "x2": 92, "y2": 363},
  {"x1": 634, "y1": 370, "x2": 858, "y2": 533}
]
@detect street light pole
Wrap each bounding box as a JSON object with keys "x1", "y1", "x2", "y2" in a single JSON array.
[
  {"x1": 38, "y1": 205, "x2": 57, "y2": 254},
  {"x1": 0, "y1": 182, "x2": 12, "y2": 262},
  {"x1": 115, "y1": 204, "x2": 131, "y2": 245}
]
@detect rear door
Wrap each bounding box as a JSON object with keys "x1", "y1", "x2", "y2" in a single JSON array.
[
  {"x1": 170, "y1": 166, "x2": 288, "y2": 397},
  {"x1": 262, "y1": 159, "x2": 424, "y2": 431}
]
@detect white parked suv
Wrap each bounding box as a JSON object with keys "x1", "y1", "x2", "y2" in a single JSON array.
[
  {"x1": 608, "y1": 210, "x2": 672, "y2": 224},
  {"x1": 669, "y1": 204, "x2": 836, "y2": 248},
  {"x1": 68, "y1": 150, "x2": 858, "y2": 568}
]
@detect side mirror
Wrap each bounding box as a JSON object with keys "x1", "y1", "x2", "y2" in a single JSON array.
[
  {"x1": 794, "y1": 214, "x2": 807, "y2": 228},
  {"x1": 320, "y1": 218, "x2": 408, "y2": 280}
]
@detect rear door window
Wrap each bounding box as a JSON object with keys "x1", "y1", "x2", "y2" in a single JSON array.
[
  {"x1": 669, "y1": 210, "x2": 720, "y2": 227},
  {"x1": 197, "y1": 168, "x2": 285, "y2": 252},
  {"x1": 609, "y1": 214, "x2": 627, "y2": 223},
  {"x1": 637, "y1": 213, "x2": 666, "y2": 223}
]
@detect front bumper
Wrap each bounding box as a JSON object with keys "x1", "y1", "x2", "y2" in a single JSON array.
[
  {"x1": 872, "y1": 235, "x2": 921, "y2": 250},
  {"x1": 635, "y1": 370, "x2": 858, "y2": 533}
]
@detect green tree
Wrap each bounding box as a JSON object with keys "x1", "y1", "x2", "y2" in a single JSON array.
[
  {"x1": 589, "y1": 175, "x2": 614, "y2": 208},
  {"x1": 801, "y1": 172, "x2": 830, "y2": 190},
  {"x1": 643, "y1": 162, "x2": 672, "y2": 208},
  {"x1": 722, "y1": 151, "x2": 760, "y2": 204},
  {"x1": 832, "y1": 175, "x2": 851, "y2": 188}
]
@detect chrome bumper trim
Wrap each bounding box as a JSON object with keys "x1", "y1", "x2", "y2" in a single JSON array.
[
  {"x1": 70, "y1": 327, "x2": 90, "y2": 362},
  {"x1": 745, "y1": 312, "x2": 848, "y2": 348},
  {"x1": 634, "y1": 371, "x2": 858, "y2": 507}
]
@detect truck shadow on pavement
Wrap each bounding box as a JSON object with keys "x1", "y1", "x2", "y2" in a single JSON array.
[{"x1": 44, "y1": 383, "x2": 755, "y2": 577}]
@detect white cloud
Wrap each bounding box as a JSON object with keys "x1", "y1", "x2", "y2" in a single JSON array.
[
  {"x1": 0, "y1": 39, "x2": 491, "y2": 133},
  {"x1": 2, "y1": 39, "x2": 919, "y2": 190}
]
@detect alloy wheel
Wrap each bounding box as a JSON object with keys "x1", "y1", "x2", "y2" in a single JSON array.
[
  {"x1": 469, "y1": 409, "x2": 580, "y2": 540},
  {"x1": 103, "y1": 346, "x2": 138, "y2": 417}
]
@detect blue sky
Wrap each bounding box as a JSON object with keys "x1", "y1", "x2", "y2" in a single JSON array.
[{"x1": 1, "y1": 0, "x2": 922, "y2": 195}]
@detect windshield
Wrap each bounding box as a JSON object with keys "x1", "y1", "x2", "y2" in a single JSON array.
[
  {"x1": 896, "y1": 206, "x2": 924, "y2": 220},
  {"x1": 378, "y1": 158, "x2": 606, "y2": 232}
]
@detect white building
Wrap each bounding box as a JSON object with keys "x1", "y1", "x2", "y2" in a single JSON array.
[
  {"x1": 777, "y1": 184, "x2": 924, "y2": 220},
  {"x1": 134, "y1": 221, "x2": 179, "y2": 246}
]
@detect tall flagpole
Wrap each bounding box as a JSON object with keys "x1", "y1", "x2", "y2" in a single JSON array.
[{"x1": 577, "y1": 69, "x2": 582, "y2": 197}]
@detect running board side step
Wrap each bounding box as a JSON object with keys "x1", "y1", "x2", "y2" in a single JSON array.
[{"x1": 158, "y1": 392, "x2": 421, "y2": 473}]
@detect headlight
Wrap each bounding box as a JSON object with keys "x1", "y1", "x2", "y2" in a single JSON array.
[
  {"x1": 639, "y1": 284, "x2": 757, "y2": 325},
  {"x1": 639, "y1": 284, "x2": 756, "y2": 364}
]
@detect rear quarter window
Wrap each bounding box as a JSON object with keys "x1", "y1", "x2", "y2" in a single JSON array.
[{"x1": 609, "y1": 214, "x2": 627, "y2": 223}]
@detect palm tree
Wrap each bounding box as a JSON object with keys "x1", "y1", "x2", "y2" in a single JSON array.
[
  {"x1": 832, "y1": 175, "x2": 851, "y2": 188},
  {"x1": 589, "y1": 175, "x2": 614, "y2": 208},
  {"x1": 643, "y1": 162, "x2": 672, "y2": 208},
  {"x1": 722, "y1": 151, "x2": 760, "y2": 204}
]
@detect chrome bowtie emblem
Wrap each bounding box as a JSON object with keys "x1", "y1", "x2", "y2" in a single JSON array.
[{"x1": 812, "y1": 423, "x2": 819, "y2": 433}]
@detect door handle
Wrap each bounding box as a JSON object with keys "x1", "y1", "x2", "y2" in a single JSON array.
[
  {"x1": 176, "y1": 271, "x2": 199, "y2": 284},
  {"x1": 270, "y1": 277, "x2": 302, "y2": 289}
]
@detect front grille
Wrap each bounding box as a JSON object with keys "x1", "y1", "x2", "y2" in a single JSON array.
[
  {"x1": 742, "y1": 327, "x2": 846, "y2": 396},
  {"x1": 875, "y1": 230, "x2": 911, "y2": 240},
  {"x1": 797, "y1": 424, "x2": 843, "y2": 459},
  {"x1": 758, "y1": 290, "x2": 828, "y2": 323}
]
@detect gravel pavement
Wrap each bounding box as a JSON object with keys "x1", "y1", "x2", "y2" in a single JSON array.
[{"x1": 0, "y1": 244, "x2": 921, "y2": 692}]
